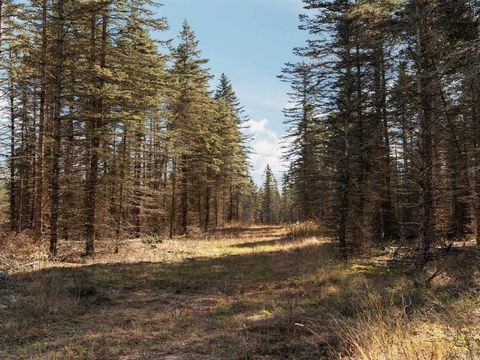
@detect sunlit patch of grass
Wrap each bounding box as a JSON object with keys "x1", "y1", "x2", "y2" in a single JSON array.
[
  {"x1": 246, "y1": 309, "x2": 274, "y2": 322},
  {"x1": 350, "y1": 264, "x2": 375, "y2": 273}
]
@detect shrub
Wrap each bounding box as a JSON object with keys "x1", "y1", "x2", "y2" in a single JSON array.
[{"x1": 141, "y1": 234, "x2": 164, "y2": 246}]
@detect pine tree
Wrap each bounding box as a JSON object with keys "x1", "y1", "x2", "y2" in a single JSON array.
[
  {"x1": 260, "y1": 165, "x2": 280, "y2": 224},
  {"x1": 0, "y1": 1, "x2": 260, "y2": 258},
  {"x1": 280, "y1": 62, "x2": 323, "y2": 221},
  {"x1": 169, "y1": 21, "x2": 212, "y2": 235},
  {"x1": 289, "y1": 0, "x2": 480, "y2": 259},
  {"x1": 213, "y1": 73, "x2": 249, "y2": 225}
]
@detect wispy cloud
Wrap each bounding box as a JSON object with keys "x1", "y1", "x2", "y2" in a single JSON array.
[
  {"x1": 244, "y1": 118, "x2": 288, "y2": 183},
  {"x1": 244, "y1": 118, "x2": 268, "y2": 133}
]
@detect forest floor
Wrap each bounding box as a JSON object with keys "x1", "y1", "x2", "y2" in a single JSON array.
[{"x1": 1, "y1": 225, "x2": 480, "y2": 359}]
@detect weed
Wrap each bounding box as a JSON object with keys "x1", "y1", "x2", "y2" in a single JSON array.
[{"x1": 141, "y1": 234, "x2": 164, "y2": 246}]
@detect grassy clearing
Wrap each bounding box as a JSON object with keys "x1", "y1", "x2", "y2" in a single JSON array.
[{"x1": 1, "y1": 225, "x2": 480, "y2": 359}]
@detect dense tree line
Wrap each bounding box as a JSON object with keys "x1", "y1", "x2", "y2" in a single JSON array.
[
  {"x1": 5, "y1": 0, "x2": 478, "y2": 263},
  {"x1": 282, "y1": 0, "x2": 480, "y2": 260},
  {"x1": 0, "y1": 0, "x2": 256, "y2": 256}
]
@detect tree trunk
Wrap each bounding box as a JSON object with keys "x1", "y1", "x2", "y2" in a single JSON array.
[
  {"x1": 214, "y1": 184, "x2": 219, "y2": 229},
  {"x1": 415, "y1": 0, "x2": 435, "y2": 262},
  {"x1": 228, "y1": 181, "x2": 233, "y2": 222},
  {"x1": 375, "y1": 44, "x2": 396, "y2": 241},
  {"x1": 34, "y1": 0, "x2": 47, "y2": 240},
  {"x1": 63, "y1": 106, "x2": 74, "y2": 240},
  {"x1": 18, "y1": 84, "x2": 28, "y2": 230},
  {"x1": 180, "y1": 155, "x2": 188, "y2": 234},
  {"x1": 472, "y1": 81, "x2": 480, "y2": 246},
  {"x1": 85, "y1": 7, "x2": 107, "y2": 255},
  {"x1": 133, "y1": 134, "x2": 142, "y2": 237},
  {"x1": 169, "y1": 159, "x2": 177, "y2": 239},
  {"x1": 0, "y1": 0, "x2": 3, "y2": 57},
  {"x1": 84, "y1": 10, "x2": 98, "y2": 256},
  {"x1": 338, "y1": 15, "x2": 354, "y2": 257},
  {"x1": 116, "y1": 128, "x2": 127, "y2": 245},
  {"x1": 204, "y1": 169, "x2": 211, "y2": 231},
  {"x1": 50, "y1": 0, "x2": 65, "y2": 257},
  {"x1": 438, "y1": 81, "x2": 470, "y2": 239},
  {"x1": 9, "y1": 57, "x2": 16, "y2": 232},
  {"x1": 355, "y1": 43, "x2": 367, "y2": 244}
]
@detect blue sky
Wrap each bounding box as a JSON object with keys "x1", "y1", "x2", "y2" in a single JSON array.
[{"x1": 158, "y1": 0, "x2": 307, "y2": 183}]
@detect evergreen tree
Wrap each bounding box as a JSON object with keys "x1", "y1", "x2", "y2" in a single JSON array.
[
  {"x1": 280, "y1": 62, "x2": 323, "y2": 221},
  {"x1": 260, "y1": 165, "x2": 280, "y2": 224},
  {"x1": 213, "y1": 73, "x2": 249, "y2": 224},
  {"x1": 168, "y1": 20, "x2": 212, "y2": 236},
  {"x1": 288, "y1": 0, "x2": 480, "y2": 260}
]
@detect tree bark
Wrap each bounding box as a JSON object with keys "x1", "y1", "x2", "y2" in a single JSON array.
[
  {"x1": 437, "y1": 78, "x2": 470, "y2": 239},
  {"x1": 84, "y1": 10, "x2": 97, "y2": 256},
  {"x1": 415, "y1": 0, "x2": 435, "y2": 262},
  {"x1": 375, "y1": 44, "x2": 396, "y2": 241},
  {"x1": 34, "y1": 0, "x2": 47, "y2": 240},
  {"x1": 169, "y1": 159, "x2": 177, "y2": 239},
  {"x1": 204, "y1": 169, "x2": 211, "y2": 231},
  {"x1": 355, "y1": 42, "x2": 367, "y2": 244},
  {"x1": 0, "y1": 0, "x2": 3, "y2": 57},
  {"x1": 85, "y1": 6, "x2": 107, "y2": 255},
  {"x1": 180, "y1": 155, "x2": 188, "y2": 234},
  {"x1": 472, "y1": 81, "x2": 480, "y2": 246},
  {"x1": 9, "y1": 52, "x2": 16, "y2": 232},
  {"x1": 338, "y1": 13, "x2": 354, "y2": 257},
  {"x1": 116, "y1": 127, "x2": 127, "y2": 245},
  {"x1": 50, "y1": 0, "x2": 65, "y2": 257}
]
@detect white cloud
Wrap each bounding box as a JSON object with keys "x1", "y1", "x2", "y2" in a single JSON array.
[
  {"x1": 245, "y1": 118, "x2": 268, "y2": 133},
  {"x1": 244, "y1": 118, "x2": 288, "y2": 184}
]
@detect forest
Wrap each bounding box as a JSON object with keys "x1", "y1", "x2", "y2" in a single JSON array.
[{"x1": 1, "y1": 0, "x2": 480, "y2": 359}]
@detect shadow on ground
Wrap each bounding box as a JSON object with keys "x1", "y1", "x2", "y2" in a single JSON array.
[{"x1": 1, "y1": 228, "x2": 479, "y2": 359}]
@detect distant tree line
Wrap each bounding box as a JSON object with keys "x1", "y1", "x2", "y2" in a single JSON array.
[
  {"x1": 0, "y1": 0, "x2": 258, "y2": 256},
  {"x1": 281, "y1": 0, "x2": 480, "y2": 260}
]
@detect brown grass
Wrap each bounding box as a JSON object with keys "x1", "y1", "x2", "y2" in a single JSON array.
[
  {"x1": 285, "y1": 221, "x2": 325, "y2": 241},
  {"x1": 336, "y1": 288, "x2": 480, "y2": 359},
  {"x1": 1, "y1": 225, "x2": 479, "y2": 359},
  {"x1": 0, "y1": 230, "x2": 50, "y2": 273}
]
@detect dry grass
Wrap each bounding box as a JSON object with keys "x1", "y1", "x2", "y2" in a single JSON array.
[
  {"x1": 1, "y1": 224, "x2": 479, "y2": 359},
  {"x1": 0, "y1": 230, "x2": 50, "y2": 273},
  {"x1": 337, "y1": 289, "x2": 480, "y2": 359},
  {"x1": 285, "y1": 221, "x2": 325, "y2": 241}
]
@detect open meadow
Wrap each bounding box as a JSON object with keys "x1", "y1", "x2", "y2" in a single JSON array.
[{"x1": 1, "y1": 224, "x2": 479, "y2": 359}]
